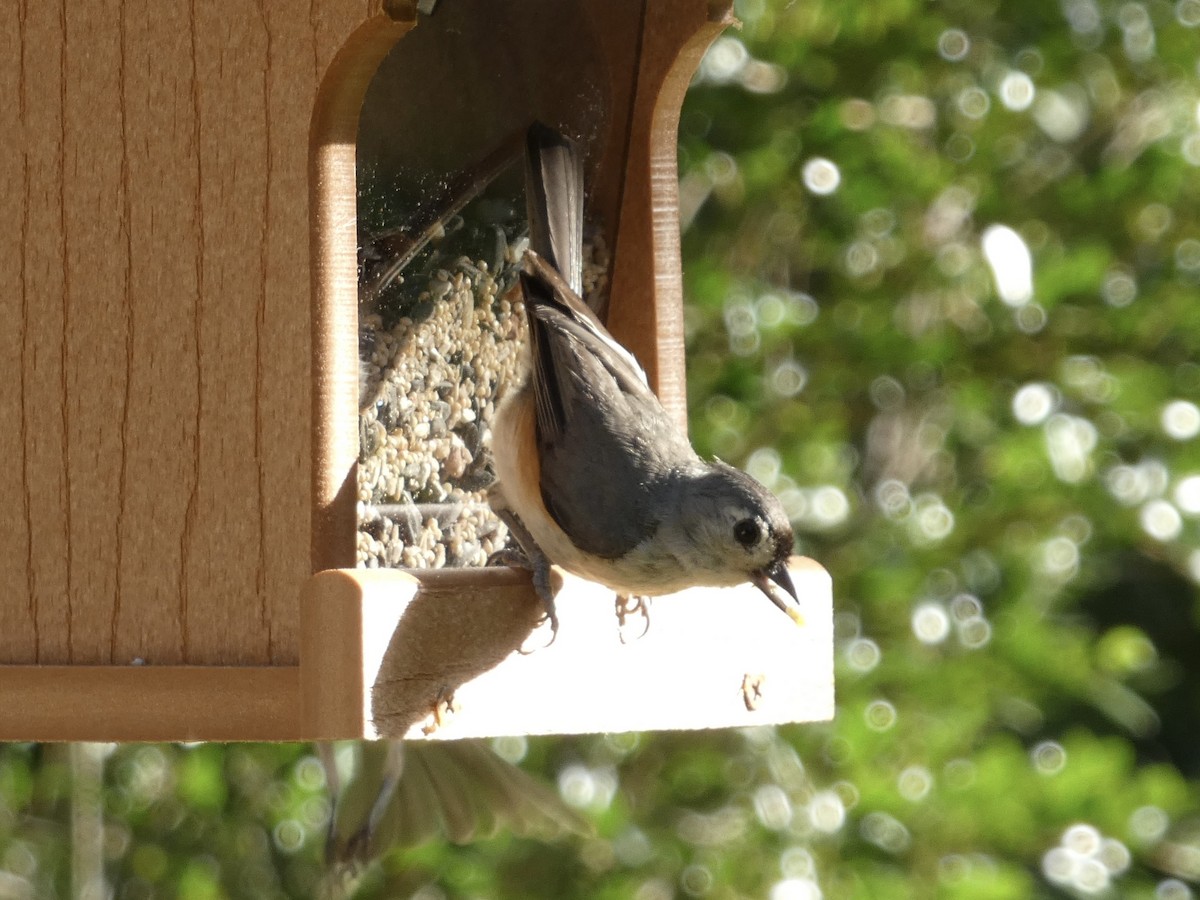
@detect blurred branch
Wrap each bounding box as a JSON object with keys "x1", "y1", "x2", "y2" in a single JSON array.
[{"x1": 69, "y1": 744, "x2": 105, "y2": 900}]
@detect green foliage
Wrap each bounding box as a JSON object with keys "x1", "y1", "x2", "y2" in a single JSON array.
[{"x1": 671, "y1": 0, "x2": 1200, "y2": 895}]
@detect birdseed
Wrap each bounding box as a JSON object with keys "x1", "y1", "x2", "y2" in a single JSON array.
[{"x1": 356, "y1": 219, "x2": 609, "y2": 569}]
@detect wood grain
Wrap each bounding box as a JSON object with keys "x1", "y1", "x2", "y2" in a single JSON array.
[{"x1": 0, "y1": 1, "x2": 392, "y2": 666}]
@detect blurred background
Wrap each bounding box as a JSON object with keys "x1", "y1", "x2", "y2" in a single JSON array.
[{"x1": 5, "y1": 0, "x2": 1200, "y2": 896}]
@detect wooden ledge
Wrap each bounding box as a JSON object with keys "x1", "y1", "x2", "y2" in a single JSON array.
[
  {"x1": 0, "y1": 666, "x2": 301, "y2": 742},
  {"x1": 301, "y1": 559, "x2": 834, "y2": 740}
]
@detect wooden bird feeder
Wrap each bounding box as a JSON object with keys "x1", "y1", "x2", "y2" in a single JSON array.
[{"x1": 1, "y1": 0, "x2": 833, "y2": 742}]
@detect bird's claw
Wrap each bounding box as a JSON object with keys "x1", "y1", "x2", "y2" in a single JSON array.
[
  {"x1": 486, "y1": 545, "x2": 530, "y2": 569},
  {"x1": 534, "y1": 571, "x2": 560, "y2": 639},
  {"x1": 615, "y1": 593, "x2": 651, "y2": 643},
  {"x1": 421, "y1": 686, "x2": 460, "y2": 736},
  {"x1": 495, "y1": 509, "x2": 560, "y2": 647}
]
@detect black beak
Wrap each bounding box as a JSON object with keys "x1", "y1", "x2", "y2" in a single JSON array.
[{"x1": 751, "y1": 559, "x2": 803, "y2": 625}]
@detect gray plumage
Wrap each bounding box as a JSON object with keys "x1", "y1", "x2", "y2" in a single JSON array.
[
  {"x1": 521, "y1": 124, "x2": 693, "y2": 559},
  {"x1": 492, "y1": 123, "x2": 800, "y2": 622},
  {"x1": 522, "y1": 252, "x2": 699, "y2": 559}
]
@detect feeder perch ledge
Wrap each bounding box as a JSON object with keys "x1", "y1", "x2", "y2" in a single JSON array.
[{"x1": 300, "y1": 558, "x2": 833, "y2": 740}]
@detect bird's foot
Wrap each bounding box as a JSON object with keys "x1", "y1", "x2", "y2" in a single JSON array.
[
  {"x1": 486, "y1": 545, "x2": 529, "y2": 569},
  {"x1": 421, "y1": 685, "x2": 460, "y2": 736},
  {"x1": 531, "y1": 564, "x2": 560, "y2": 639},
  {"x1": 493, "y1": 510, "x2": 560, "y2": 643},
  {"x1": 615, "y1": 593, "x2": 651, "y2": 643}
]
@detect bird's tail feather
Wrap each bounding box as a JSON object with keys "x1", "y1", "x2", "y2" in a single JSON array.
[{"x1": 524, "y1": 122, "x2": 584, "y2": 295}]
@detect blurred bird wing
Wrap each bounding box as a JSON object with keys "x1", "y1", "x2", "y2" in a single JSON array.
[
  {"x1": 403, "y1": 744, "x2": 486, "y2": 845},
  {"x1": 323, "y1": 741, "x2": 422, "y2": 865},
  {"x1": 363, "y1": 744, "x2": 447, "y2": 852},
  {"x1": 323, "y1": 741, "x2": 394, "y2": 864},
  {"x1": 434, "y1": 741, "x2": 590, "y2": 840},
  {"x1": 325, "y1": 740, "x2": 588, "y2": 869}
]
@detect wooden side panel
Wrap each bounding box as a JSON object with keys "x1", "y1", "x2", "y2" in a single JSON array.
[
  {"x1": 61, "y1": 0, "x2": 132, "y2": 664},
  {"x1": 113, "y1": 1, "x2": 202, "y2": 666},
  {"x1": 301, "y1": 560, "x2": 834, "y2": 740},
  {"x1": 0, "y1": 1, "x2": 382, "y2": 666},
  {"x1": 606, "y1": 0, "x2": 734, "y2": 424},
  {"x1": 258, "y1": 0, "x2": 334, "y2": 662},
  {"x1": 178, "y1": 5, "x2": 276, "y2": 664},
  {"x1": 311, "y1": 13, "x2": 416, "y2": 575},
  {"x1": 0, "y1": 1, "x2": 69, "y2": 663}
]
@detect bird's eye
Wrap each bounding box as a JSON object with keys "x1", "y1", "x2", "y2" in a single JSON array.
[{"x1": 733, "y1": 518, "x2": 761, "y2": 547}]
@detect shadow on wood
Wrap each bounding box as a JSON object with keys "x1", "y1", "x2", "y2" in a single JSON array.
[{"x1": 371, "y1": 568, "x2": 548, "y2": 736}]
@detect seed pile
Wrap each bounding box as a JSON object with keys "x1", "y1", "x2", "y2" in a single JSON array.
[{"x1": 357, "y1": 232, "x2": 608, "y2": 569}]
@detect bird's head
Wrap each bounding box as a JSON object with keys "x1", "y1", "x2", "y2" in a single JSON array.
[{"x1": 677, "y1": 461, "x2": 801, "y2": 624}]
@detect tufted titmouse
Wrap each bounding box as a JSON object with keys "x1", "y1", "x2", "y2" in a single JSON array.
[{"x1": 489, "y1": 124, "x2": 801, "y2": 633}]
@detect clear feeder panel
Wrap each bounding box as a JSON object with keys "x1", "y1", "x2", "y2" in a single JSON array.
[{"x1": 353, "y1": 3, "x2": 609, "y2": 570}]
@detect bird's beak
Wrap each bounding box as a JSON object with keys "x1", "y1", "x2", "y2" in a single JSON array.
[{"x1": 752, "y1": 560, "x2": 804, "y2": 626}]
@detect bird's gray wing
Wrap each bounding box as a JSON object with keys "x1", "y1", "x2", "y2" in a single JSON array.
[
  {"x1": 521, "y1": 124, "x2": 693, "y2": 559},
  {"x1": 520, "y1": 253, "x2": 697, "y2": 558},
  {"x1": 523, "y1": 124, "x2": 647, "y2": 438},
  {"x1": 522, "y1": 250, "x2": 652, "y2": 438}
]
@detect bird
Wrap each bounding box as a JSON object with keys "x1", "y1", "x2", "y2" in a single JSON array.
[
  {"x1": 488, "y1": 123, "x2": 802, "y2": 634},
  {"x1": 318, "y1": 739, "x2": 586, "y2": 896}
]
